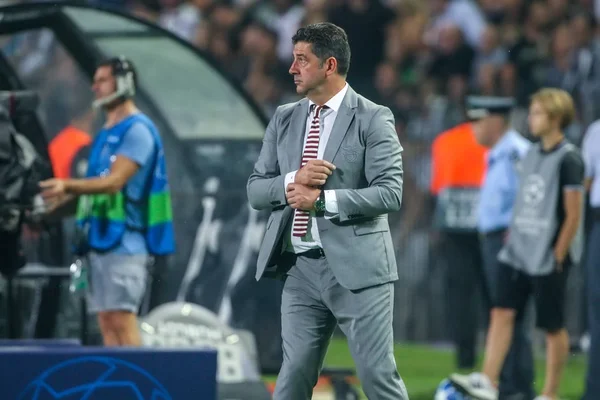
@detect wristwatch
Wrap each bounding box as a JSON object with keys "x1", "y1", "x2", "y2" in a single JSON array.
[{"x1": 314, "y1": 191, "x2": 326, "y2": 212}]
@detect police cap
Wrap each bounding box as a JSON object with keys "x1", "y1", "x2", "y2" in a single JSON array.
[{"x1": 466, "y1": 96, "x2": 515, "y2": 120}]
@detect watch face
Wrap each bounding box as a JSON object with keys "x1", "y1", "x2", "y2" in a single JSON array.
[{"x1": 316, "y1": 199, "x2": 325, "y2": 212}]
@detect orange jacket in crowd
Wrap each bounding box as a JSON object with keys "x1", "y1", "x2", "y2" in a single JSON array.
[{"x1": 430, "y1": 122, "x2": 487, "y2": 196}]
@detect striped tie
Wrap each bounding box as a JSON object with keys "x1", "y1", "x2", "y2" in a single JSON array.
[{"x1": 292, "y1": 104, "x2": 328, "y2": 237}]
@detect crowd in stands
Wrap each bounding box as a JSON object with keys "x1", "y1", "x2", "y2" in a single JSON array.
[{"x1": 84, "y1": 0, "x2": 600, "y2": 220}]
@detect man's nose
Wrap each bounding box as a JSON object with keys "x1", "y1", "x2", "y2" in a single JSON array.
[{"x1": 289, "y1": 61, "x2": 298, "y2": 75}]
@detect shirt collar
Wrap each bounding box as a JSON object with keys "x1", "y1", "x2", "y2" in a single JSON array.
[
  {"x1": 489, "y1": 129, "x2": 518, "y2": 161},
  {"x1": 308, "y1": 83, "x2": 349, "y2": 115}
]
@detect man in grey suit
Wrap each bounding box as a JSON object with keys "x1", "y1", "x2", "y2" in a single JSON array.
[{"x1": 247, "y1": 23, "x2": 408, "y2": 400}]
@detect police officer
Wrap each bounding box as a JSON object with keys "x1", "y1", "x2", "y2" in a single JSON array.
[
  {"x1": 431, "y1": 119, "x2": 487, "y2": 369},
  {"x1": 468, "y1": 96, "x2": 534, "y2": 400}
]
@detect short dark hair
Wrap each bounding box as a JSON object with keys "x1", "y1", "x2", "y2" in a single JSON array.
[
  {"x1": 292, "y1": 23, "x2": 351, "y2": 76},
  {"x1": 97, "y1": 57, "x2": 138, "y2": 89}
]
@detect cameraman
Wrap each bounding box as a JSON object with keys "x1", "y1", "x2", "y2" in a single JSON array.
[{"x1": 40, "y1": 57, "x2": 175, "y2": 347}]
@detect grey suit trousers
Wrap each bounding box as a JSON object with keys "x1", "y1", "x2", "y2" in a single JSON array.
[{"x1": 273, "y1": 254, "x2": 408, "y2": 400}]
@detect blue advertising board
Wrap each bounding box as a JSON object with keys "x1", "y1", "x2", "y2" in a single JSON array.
[{"x1": 0, "y1": 347, "x2": 217, "y2": 399}]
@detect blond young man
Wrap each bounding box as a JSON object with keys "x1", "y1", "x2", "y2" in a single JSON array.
[{"x1": 450, "y1": 88, "x2": 585, "y2": 400}]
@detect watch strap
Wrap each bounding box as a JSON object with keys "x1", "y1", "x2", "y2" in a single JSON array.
[{"x1": 315, "y1": 191, "x2": 326, "y2": 212}]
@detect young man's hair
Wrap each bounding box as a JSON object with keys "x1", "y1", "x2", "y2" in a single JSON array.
[
  {"x1": 530, "y1": 88, "x2": 576, "y2": 130},
  {"x1": 292, "y1": 23, "x2": 351, "y2": 77},
  {"x1": 96, "y1": 57, "x2": 138, "y2": 91}
]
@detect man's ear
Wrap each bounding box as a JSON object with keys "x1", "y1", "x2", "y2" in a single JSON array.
[{"x1": 325, "y1": 57, "x2": 338, "y2": 76}]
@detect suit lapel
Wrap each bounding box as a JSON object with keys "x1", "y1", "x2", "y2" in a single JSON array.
[
  {"x1": 287, "y1": 100, "x2": 309, "y2": 171},
  {"x1": 323, "y1": 88, "x2": 357, "y2": 163}
]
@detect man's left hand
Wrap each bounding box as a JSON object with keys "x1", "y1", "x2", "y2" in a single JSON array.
[
  {"x1": 286, "y1": 183, "x2": 320, "y2": 211},
  {"x1": 39, "y1": 178, "x2": 67, "y2": 200}
]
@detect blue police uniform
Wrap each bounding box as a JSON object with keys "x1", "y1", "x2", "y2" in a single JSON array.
[{"x1": 478, "y1": 129, "x2": 530, "y2": 234}]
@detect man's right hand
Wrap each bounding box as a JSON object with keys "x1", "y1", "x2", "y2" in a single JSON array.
[{"x1": 294, "y1": 160, "x2": 336, "y2": 187}]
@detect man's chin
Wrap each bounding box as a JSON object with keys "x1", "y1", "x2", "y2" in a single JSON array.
[
  {"x1": 295, "y1": 86, "x2": 307, "y2": 96},
  {"x1": 100, "y1": 98, "x2": 123, "y2": 111}
]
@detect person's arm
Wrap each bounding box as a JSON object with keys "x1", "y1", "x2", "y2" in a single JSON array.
[
  {"x1": 65, "y1": 122, "x2": 154, "y2": 195},
  {"x1": 332, "y1": 107, "x2": 403, "y2": 222},
  {"x1": 247, "y1": 108, "x2": 288, "y2": 210},
  {"x1": 462, "y1": 5, "x2": 486, "y2": 49},
  {"x1": 581, "y1": 123, "x2": 599, "y2": 191},
  {"x1": 64, "y1": 157, "x2": 138, "y2": 195},
  {"x1": 554, "y1": 150, "x2": 585, "y2": 265}
]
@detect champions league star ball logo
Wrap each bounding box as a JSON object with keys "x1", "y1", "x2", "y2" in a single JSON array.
[
  {"x1": 434, "y1": 379, "x2": 470, "y2": 400},
  {"x1": 18, "y1": 356, "x2": 172, "y2": 400},
  {"x1": 522, "y1": 174, "x2": 546, "y2": 206}
]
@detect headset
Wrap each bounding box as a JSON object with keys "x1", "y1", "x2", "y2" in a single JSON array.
[{"x1": 92, "y1": 55, "x2": 137, "y2": 109}]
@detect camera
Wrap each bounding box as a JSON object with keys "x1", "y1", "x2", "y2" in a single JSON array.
[
  {"x1": 0, "y1": 90, "x2": 47, "y2": 223},
  {"x1": 0, "y1": 90, "x2": 50, "y2": 277}
]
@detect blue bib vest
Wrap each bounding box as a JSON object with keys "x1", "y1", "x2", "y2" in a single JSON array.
[{"x1": 75, "y1": 113, "x2": 175, "y2": 255}]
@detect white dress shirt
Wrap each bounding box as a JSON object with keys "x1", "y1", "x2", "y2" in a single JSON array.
[
  {"x1": 583, "y1": 120, "x2": 600, "y2": 207},
  {"x1": 283, "y1": 83, "x2": 349, "y2": 254}
]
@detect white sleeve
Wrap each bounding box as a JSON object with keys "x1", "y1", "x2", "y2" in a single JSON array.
[{"x1": 324, "y1": 190, "x2": 339, "y2": 219}]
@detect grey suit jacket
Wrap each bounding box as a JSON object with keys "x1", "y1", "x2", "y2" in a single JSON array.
[{"x1": 247, "y1": 86, "x2": 403, "y2": 290}]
